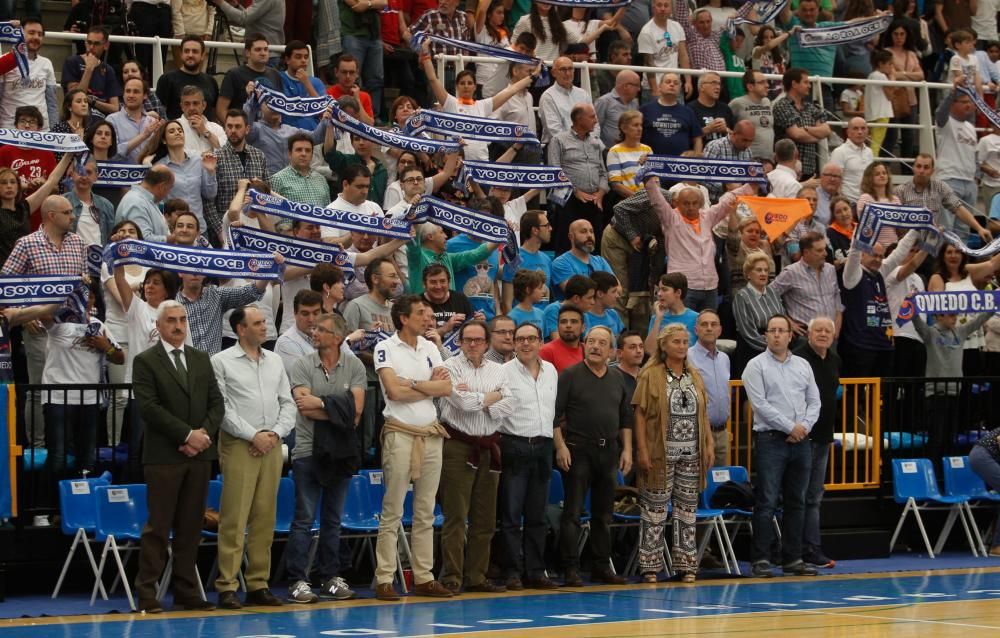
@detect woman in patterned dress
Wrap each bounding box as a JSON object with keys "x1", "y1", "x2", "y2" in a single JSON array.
[{"x1": 633, "y1": 322, "x2": 714, "y2": 583}]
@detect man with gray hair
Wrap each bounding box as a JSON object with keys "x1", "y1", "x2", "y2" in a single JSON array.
[
  {"x1": 549, "y1": 103, "x2": 609, "y2": 254},
  {"x1": 538, "y1": 56, "x2": 597, "y2": 145},
  {"x1": 689, "y1": 71, "x2": 734, "y2": 146},
  {"x1": 115, "y1": 165, "x2": 175, "y2": 242},
  {"x1": 674, "y1": 1, "x2": 726, "y2": 92},
  {"x1": 594, "y1": 70, "x2": 641, "y2": 150},
  {"x1": 179, "y1": 85, "x2": 225, "y2": 155}
]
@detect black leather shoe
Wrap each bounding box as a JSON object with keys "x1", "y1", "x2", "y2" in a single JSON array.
[
  {"x1": 177, "y1": 597, "x2": 216, "y2": 611},
  {"x1": 591, "y1": 571, "x2": 627, "y2": 585},
  {"x1": 217, "y1": 590, "x2": 242, "y2": 610},
  {"x1": 136, "y1": 598, "x2": 163, "y2": 614},
  {"x1": 563, "y1": 570, "x2": 583, "y2": 587},
  {"x1": 246, "y1": 588, "x2": 284, "y2": 606}
]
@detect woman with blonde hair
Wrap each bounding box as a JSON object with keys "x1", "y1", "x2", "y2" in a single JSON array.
[
  {"x1": 732, "y1": 251, "x2": 784, "y2": 376},
  {"x1": 633, "y1": 322, "x2": 714, "y2": 584},
  {"x1": 607, "y1": 110, "x2": 651, "y2": 199}
]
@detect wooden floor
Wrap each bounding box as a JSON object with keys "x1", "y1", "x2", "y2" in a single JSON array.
[{"x1": 3, "y1": 567, "x2": 999, "y2": 637}]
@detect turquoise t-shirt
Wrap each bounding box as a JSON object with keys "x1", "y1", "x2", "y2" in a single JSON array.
[
  {"x1": 509, "y1": 304, "x2": 546, "y2": 332},
  {"x1": 586, "y1": 308, "x2": 625, "y2": 340},
  {"x1": 648, "y1": 308, "x2": 699, "y2": 346},
  {"x1": 782, "y1": 16, "x2": 841, "y2": 78}
]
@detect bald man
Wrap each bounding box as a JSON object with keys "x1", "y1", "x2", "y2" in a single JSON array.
[
  {"x1": 595, "y1": 70, "x2": 641, "y2": 149},
  {"x1": 538, "y1": 56, "x2": 598, "y2": 145},
  {"x1": 703, "y1": 119, "x2": 756, "y2": 200},
  {"x1": 829, "y1": 117, "x2": 873, "y2": 201},
  {"x1": 549, "y1": 104, "x2": 610, "y2": 255},
  {"x1": 115, "y1": 165, "x2": 177, "y2": 243}
]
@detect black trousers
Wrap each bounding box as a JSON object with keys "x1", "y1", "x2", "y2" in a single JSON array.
[
  {"x1": 130, "y1": 3, "x2": 171, "y2": 80},
  {"x1": 498, "y1": 435, "x2": 553, "y2": 580},
  {"x1": 559, "y1": 438, "x2": 618, "y2": 572},
  {"x1": 838, "y1": 343, "x2": 893, "y2": 379}
]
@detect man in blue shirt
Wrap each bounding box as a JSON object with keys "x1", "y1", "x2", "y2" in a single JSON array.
[
  {"x1": 279, "y1": 41, "x2": 326, "y2": 130},
  {"x1": 640, "y1": 72, "x2": 703, "y2": 156},
  {"x1": 501, "y1": 211, "x2": 552, "y2": 310},
  {"x1": 687, "y1": 309, "x2": 731, "y2": 466},
  {"x1": 585, "y1": 271, "x2": 624, "y2": 339},
  {"x1": 741, "y1": 313, "x2": 821, "y2": 579},
  {"x1": 550, "y1": 219, "x2": 612, "y2": 302}
]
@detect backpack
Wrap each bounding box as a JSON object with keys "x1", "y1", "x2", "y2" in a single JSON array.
[{"x1": 709, "y1": 480, "x2": 755, "y2": 511}]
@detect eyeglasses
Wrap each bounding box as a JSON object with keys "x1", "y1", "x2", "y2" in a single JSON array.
[
  {"x1": 765, "y1": 328, "x2": 790, "y2": 334},
  {"x1": 515, "y1": 335, "x2": 540, "y2": 343},
  {"x1": 462, "y1": 337, "x2": 487, "y2": 345},
  {"x1": 401, "y1": 176, "x2": 425, "y2": 184},
  {"x1": 540, "y1": 222, "x2": 553, "y2": 228},
  {"x1": 702, "y1": 80, "x2": 721, "y2": 85},
  {"x1": 15, "y1": 119, "x2": 38, "y2": 127}
]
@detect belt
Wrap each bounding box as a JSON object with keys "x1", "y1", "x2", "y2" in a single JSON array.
[
  {"x1": 502, "y1": 433, "x2": 551, "y2": 445},
  {"x1": 566, "y1": 432, "x2": 615, "y2": 448},
  {"x1": 711, "y1": 423, "x2": 728, "y2": 432}
]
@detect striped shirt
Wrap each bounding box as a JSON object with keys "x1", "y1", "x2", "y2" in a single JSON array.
[
  {"x1": 733, "y1": 284, "x2": 785, "y2": 353},
  {"x1": 177, "y1": 284, "x2": 265, "y2": 355},
  {"x1": 440, "y1": 352, "x2": 514, "y2": 437},
  {"x1": 500, "y1": 356, "x2": 557, "y2": 438},
  {"x1": 607, "y1": 143, "x2": 652, "y2": 194},
  {"x1": 769, "y1": 260, "x2": 844, "y2": 328},
  {"x1": 610, "y1": 186, "x2": 671, "y2": 242},
  {"x1": 411, "y1": 9, "x2": 473, "y2": 56},
  {"x1": 893, "y1": 178, "x2": 964, "y2": 224}
]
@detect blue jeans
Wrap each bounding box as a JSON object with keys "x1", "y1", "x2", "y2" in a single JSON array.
[
  {"x1": 943, "y1": 178, "x2": 977, "y2": 237},
  {"x1": 285, "y1": 456, "x2": 351, "y2": 583},
  {"x1": 684, "y1": 288, "x2": 718, "y2": 312},
  {"x1": 969, "y1": 446, "x2": 1000, "y2": 546},
  {"x1": 341, "y1": 35, "x2": 384, "y2": 120},
  {"x1": 804, "y1": 439, "x2": 830, "y2": 554},
  {"x1": 751, "y1": 430, "x2": 812, "y2": 565},
  {"x1": 43, "y1": 403, "x2": 98, "y2": 506}
]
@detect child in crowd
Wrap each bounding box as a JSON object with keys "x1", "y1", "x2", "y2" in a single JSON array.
[
  {"x1": 866, "y1": 49, "x2": 896, "y2": 157},
  {"x1": 507, "y1": 269, "x2": 547, "y2": 331}
]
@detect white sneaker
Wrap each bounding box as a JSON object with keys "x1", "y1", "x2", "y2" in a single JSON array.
[
  {"x1": 319, "y1": 576, "x2": 356, "y2": 600},
  {"x1": 33, "y1": 515, "x2": 50, "y2": 527},
  {"x1": 287, "y1": 580, "x2": 318, "y2": 604}
]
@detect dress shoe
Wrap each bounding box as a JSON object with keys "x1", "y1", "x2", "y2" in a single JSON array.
[
  {"x1": 413, "y1": 580, "x2": 454, "y2": 598},
  {"x1": 563, "y1": 570, "x2": 583, "y2": 587},
  {"x1": 375, "y1": 583, "x2": 401, "y2": 601},
  {"x1": 217, "y1": 591, "x2": 242, "y2": 610},
  {"x1": 465, "y1": 580, "x2": 506, "y2": 593},
  {"x1": 442, "y1": 581, "x2": 461, "y2": 595},
  {"x1": 245, "y1": 588, "x2": 284, "y2": 606},
  {"x1": 136, "y1": 598, "x2": 163, "y2": 614},
  {"x1": 525, "y1": 575, "x2": 560, "y2": 590},
  {"x1": 591, "y1": 571, "x2": 626, "y2": 585},
  {"x1": 505, "y1": 577, "x2": 524, "y2": 591},
  {"x1": 176, "y1": 597, "x2": 216, "y2": 611}
]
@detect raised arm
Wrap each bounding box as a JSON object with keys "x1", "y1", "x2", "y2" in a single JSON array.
[
  {"x1": 420, "y1": 40, "x2": 451, "y2": 107},
  {"x1": 24, "y1": 152, "x2": 74, "y2": 211}
]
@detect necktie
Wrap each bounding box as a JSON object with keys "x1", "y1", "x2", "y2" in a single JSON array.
[{"x1": 171, "y1": 349, "x2": 188, "y2": 386}]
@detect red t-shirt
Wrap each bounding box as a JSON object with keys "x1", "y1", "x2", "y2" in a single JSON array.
[
  {"x1": 539, "y1": 339, "x2": 583, "y2": 375},
  {"x1": 409, "y1": 0, "x2": 437, "y2": 25},
  {"x1": 381, "y1": 0, "x2": 411, "y2": 47},
  {"x1": 0, "y1": 145, "x2": 56, "y2": 230},
  {"x1": 326, "y1": 84, "x2": 375, "y2": 118}
]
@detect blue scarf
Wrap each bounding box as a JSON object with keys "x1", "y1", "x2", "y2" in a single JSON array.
[
  {"x1": 86, "y1": 244, "x2": 103, "y2": 277},
  {"x1": 409, "y1": 30, "x2": 547, "y2": 85},
  {"x1": 103, "y1": 239, "x2": 282, "y2": 280},
  {"x1": 405, "y1": 109, "x2": 540, "y2": 145},
  {"x1": 940, "y1": 229, "x2": 1000, "y2": 259},
  {"x1": 854, "y1": 203, "x2": 936, "y2": 252},
  {"x1": 97, "y1": 162, "x2": 148, "y2": 187},
  {"x1": 0, "y1": 129, "x2": 88, "y2": 153},
  {"x1": 797, "y1": 14, "x2": 892, "y2": 48},
  {"x1": 244, "y1": 188, "x2": 413, "y2": 240},
  {"x1": 0, "y1": 275, "x2": 79, "y2": 306},
  {"x1": 534, "y1": 0, "x2": 632, "y2": 7},
  {"x1": 733, "y1": 0, "x2": 787, "y2": 26},
  {"x1": 459, "y1": 160, "x2": 571, "y2": 189},
  {"x1": 251, "y1": 81, "x2": 331, "y2": 117},
  {"x1": 351, "y1": 328, "x2": 393, "y2": 352},
  {"x1": 441, "y1": 324, "x2": 463, "y2": 356},
  {"x1": 0, "y1": 22, "x2": 29, "y2": 79},
  {"x1": 229, "y1": 225, "x2": 357, "y2": 281},
  {"x1": 896, "y1": 290, "x2": 1000, "y2": 326},
  {"x1": 411, "y1": 195, "x2": 510, "y2": 244},
  {"x1": 636, "y1": 155, "x2": 769, "y2": 188},
  {"x1": 957, "y1": 84, "x2": 1000, "y2": 130}
]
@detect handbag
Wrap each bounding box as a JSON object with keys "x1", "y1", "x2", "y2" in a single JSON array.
[{"x1": 891, "y1": 88, "x2": 911, "y2": 118}]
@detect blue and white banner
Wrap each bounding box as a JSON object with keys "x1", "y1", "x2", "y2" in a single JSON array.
[
  {"x1": 855, "y1": 203, "x2": 936, "y2": 252},
  {"x1": 86, "y1": 244, "x2": 103, "y2": 277},
  {"x1": 797, "y1": 14, "x2": 892, "y2": 48},
  {"x1": 351, "y1": 328, "x2": 393, "y2": 352},
  {"x1": 940, "y1": 229, "x2": 1000, "y2": 259},
  {"x1": 103, "y1": 239, "x2": 282, "y2": 280},
  {"x1": 733, "y1": 0, "x2": 787, "y2": 26},
  {"x1": 229, "y1": 225, "x2": 356, "y2": 281},
  {"x1": 0, "y1": 129, "x2": 88, "y2": 154},
  {"x1": 244, "y1": 188, "x2": 413, "y2": 240},
  {"x1": 531, "y1": 0, "x2": 632, "y2": 8},
  {"x1": 459, "y1": 160, "x2": 570, "y2": 190},
  {"x1": 442, "y1": 325, "x2": 463, "y2": 356},
  {"x1": 328, "y1": 100, "x2": 462, "y2": 155},
  {"x1": 252, "y1": 82, "x2": 331, "y2": 118},
  {"x1": 97, "y1": 162, "x2": 148, "y2": 187},
  {"x1": 0, "y1": 275, "x2": 79, "y2": 306},
  {"x1": 410, "y1": 195, "x2": 510, "y2": 244},
  {"x1": 896, "y1": 291, "x2": 1000, "y2": 326},
  {"x1": 0, "y1": 22, "x2": 29, "y2": 79},
  {"x1": 405, "y1": 109, "x2": 539, "y2": 145},
  {"x1": 957, "y1": 84, "x2": 1000, "y2": 130},
  {"x1": 410, "y1": 29, "x2": 541, "y2": 67},
  {"x1": 637, "y1": 155, "x2": 769, "y2": 188}
]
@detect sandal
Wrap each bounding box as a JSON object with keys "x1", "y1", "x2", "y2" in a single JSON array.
[
  {"x1": 641, "y1": 573, "x2": 658, "y2": 583},
  {"x1": 681, "y1": 572, "x2": 696, "y2": 584}
]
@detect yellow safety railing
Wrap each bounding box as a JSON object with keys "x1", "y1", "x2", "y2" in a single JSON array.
[{"x1": 727, "y1": 378, "x2": 882, "y2": 491}]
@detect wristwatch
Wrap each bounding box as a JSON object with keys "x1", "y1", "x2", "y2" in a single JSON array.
[
  {"x1": 410, "y1": 379, "x2": 418, "y2": 389},
  {"x1": 202, "y1": 131, "x2": 212, "y2": 140}
]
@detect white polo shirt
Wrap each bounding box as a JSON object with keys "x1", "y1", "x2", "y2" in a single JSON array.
[
  {"x1": 374, "y1": 333, "x2": 443, "y2": 426},
  {"x1": 319, "y1": 195, "x2": 384, "y2": 240}
]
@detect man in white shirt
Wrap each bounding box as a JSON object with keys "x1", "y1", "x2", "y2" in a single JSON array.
[
  {"x1": 372, "y1": 295, "x2": 454, "y2": 601},
  {"x1": 934, "y1": 80, "x2": 979, "y2": 235},
  {"x1": 638, "y1": 0, "x2": 689, "y2": 92},
  {"x1": 538, "y1": 56, "x2": 598, "y2": 145},
  {"x1": 829, "y1": 117, "x2": 873, "y2": 201},
  {"x1": 0, "y1": 18, "x2": 57, "y2": 129},
  {"x1": 498, "y1": 322, "x2": 559, "y2": 590},
  {"x1": 274, "y1": 289, "x2": 324, "y2": 377},
  {"x1": 211, "y1": 306, "x2": 296, "y2": 609},
  {"x1": 492, "y1": 60, "x2": 540, "y2": 163},
  {"x1": 768, "y1": 139, "x2": 810, "y2": 199},
  {"x1": 320, "y1": 164, "x2": 385, "y2": 242},
  {"x1": 179, "y1": 86, "x2": 225, "y2": 156},
  {"x1": 107, "y1": 78, "x2": 164, "y2": 163},
  {"x1": 437, "y1": 320, "x2": 514, "y2": 594}
]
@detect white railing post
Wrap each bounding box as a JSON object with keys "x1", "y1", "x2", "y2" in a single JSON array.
[
  {"x1": 581, "y1": 60, "x2": 592, "y2": 98},
  {"x1": 152, "y1": 37, "x2": 163, "y2": 86},
  {"x1": 918, "y1": 83, "x2": 935, "y2": 157}
]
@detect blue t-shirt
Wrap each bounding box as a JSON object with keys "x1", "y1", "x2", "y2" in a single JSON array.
[
  {"x1": 549, "y1": 252, "x2": 612, "y2": 302},
  {"x1": 543, "y1": 302, "x2": 593, "y2": 341},
  {"x1": 508, "y1": 304, "x2": 546, "y2": 332},
  {"x1": 639, "y1": 100, "x2": 702, "y2": 156},
  {"x1": 587, "y1": 308, "x2": 624, "y2": 339},
  {"x1": 503, "y1": 248, "x2": 553, "y2": 308},
  {"x1": 648, "y1": 308, "x2": 699, "y2": 346},
  {"x1": 279, "y1": 72, "x2": 327, "y2": 130},
  {"x1": 447, "y1": 235, "x2": 499, "y2": 320}
]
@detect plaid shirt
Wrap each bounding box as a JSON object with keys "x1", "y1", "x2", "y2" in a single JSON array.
[
  {"x1": 674, "y1": 0, "x2": 725, "y2": 72},
  {"x1": 270, "y1": 167, "x2": 332, "y2": 207},
  {"x1": 772, "y1": 96, "x2": 826, "y2": 179},
  {"x1": 893, "y1": 178, "x2": 964, "y2": 224},
  {"x1": 611, "y1": 187, "x2": 672, "y2": 242},
  {"x1": 177, "y1": 283, "x2": 265, "y2": 355},
  {"x1": 703, "y1": 135, "x2": 753, "y2": 200},
  {"x1": 145, "y1": 91, "x2": 167, "y2": 120},
  {"x1": 2, "y1": 229, "x2": 85, "y2": 276},
  {"x1": 214, "y1": 143, "x2": 269, "y2": 238},
  {"x1": 412, "y1": 9, "x2": 473, "y2": 56},
  {"x1": 769, "y1": 260, "x2": 844, "y2": 328}
]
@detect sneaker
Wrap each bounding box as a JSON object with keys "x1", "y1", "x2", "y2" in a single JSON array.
[
  {"x1": 751, "y1": 561, "x2": 776, "y2": 578},
  {"x1": 287, "y1": 580, "x2": 319, "y2": 604},
  {"x1": 33, "y1": 515, "x2": 50, "y2": 527},
  {"x1": 803, "y1": 551, "x2": 836, "y2": 568},
  {"x1": 319, "y1": 576, "x2": 356, "y2": 601},
  {"x1": 782, "y1": 560, "x2": 818, "y2": 576}
]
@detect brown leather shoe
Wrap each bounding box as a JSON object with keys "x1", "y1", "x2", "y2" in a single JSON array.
[
  {"x1": 442, "y1": 581, "x2": 461, "y2": 595},
  {"x1": 591, "y1": 571, "x2": 627, "y2": 585},
  {"x1": 246, "y1": 588, "x2": 284, "y2": 606},
  {"x1": 505, "y1": 577, "x2": 524, "y2": 591},
  {"x1": 563, "y1": 570, "x2": 583, "y2": 587},
  {"x1": 524, "y1": 575, "x2": 560, "y2": 590},
  {"x1": 465, "y1": 580, "x2": 507, "y2": 593},
  {"x1": 413, "y1": 580, "x2": 454, "y2": 598},
  {"x1": 374, "y1": 583, "x2": 400, "y2": 601}
]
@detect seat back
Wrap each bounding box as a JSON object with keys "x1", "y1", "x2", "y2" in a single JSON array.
[
  {"x1": 342, "y1": 475, "x2": 374, "y2": 524},
  {"x1": 206, "y1": 479, "x2": 223, "y2": 512},
  {"x1": 360, "y1": 469, "x2": 386, "y2": 512},
  {"x1": 549, "y1": 469, "x2": 564, "y2": 506},
  {"x1": 274, "y1": 477, "x2": 295, "y2": 533},
  {"x1": 93, "y1": 484, "x2": 148, "y2": 542},
  {"x1": 891, "y1": 458, "x2": 943, "y2": 503},
  {"x1": 942, "y1": 456, "x2": 991, "y2": 499},
  {"x1": 702, "y1": 466, "x2": 749, "y2": 508},
  {"x1": 58, "y1": 471, "x2": 112, "y2": 536}
]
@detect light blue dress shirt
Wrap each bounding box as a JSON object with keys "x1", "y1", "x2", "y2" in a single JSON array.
[
  {"x1": 741, "y1": 349, "x2": 821, "y2": 434},
  {"x1": 688, "y1": 341, "x2": 731, "y2": 429}
]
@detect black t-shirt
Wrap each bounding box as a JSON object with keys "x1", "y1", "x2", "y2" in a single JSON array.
[
  {"x1": 220, "y1": 64, "x2": 283, "y2": 113},
  {"x1": 556, "y1": 363, "x2": 633, "y2": 442},
  {"x1": 794, "y1": 343, "x2": 841, "y2": 444},
  {"x1": 156, "y1": 71, "x2": 220, "y2": 120},
  {"x1": 0, "y1": 200, "x2": 31, "y2": 266},
  {"x1": 689, "y1": 99, "x2": 735, "y2": 145},
  {"x1": 424, "y1": 291, "x2": 474, "y2": 341}
]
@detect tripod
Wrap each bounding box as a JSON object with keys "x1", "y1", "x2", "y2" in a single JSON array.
[{"x1": 207, "y1": 5, "x2": 241, "y2": 77}]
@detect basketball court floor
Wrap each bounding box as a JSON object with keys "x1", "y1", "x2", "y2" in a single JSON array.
[{"x1": 3, "y1": 567, "x2": 999, "y2": 637}]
